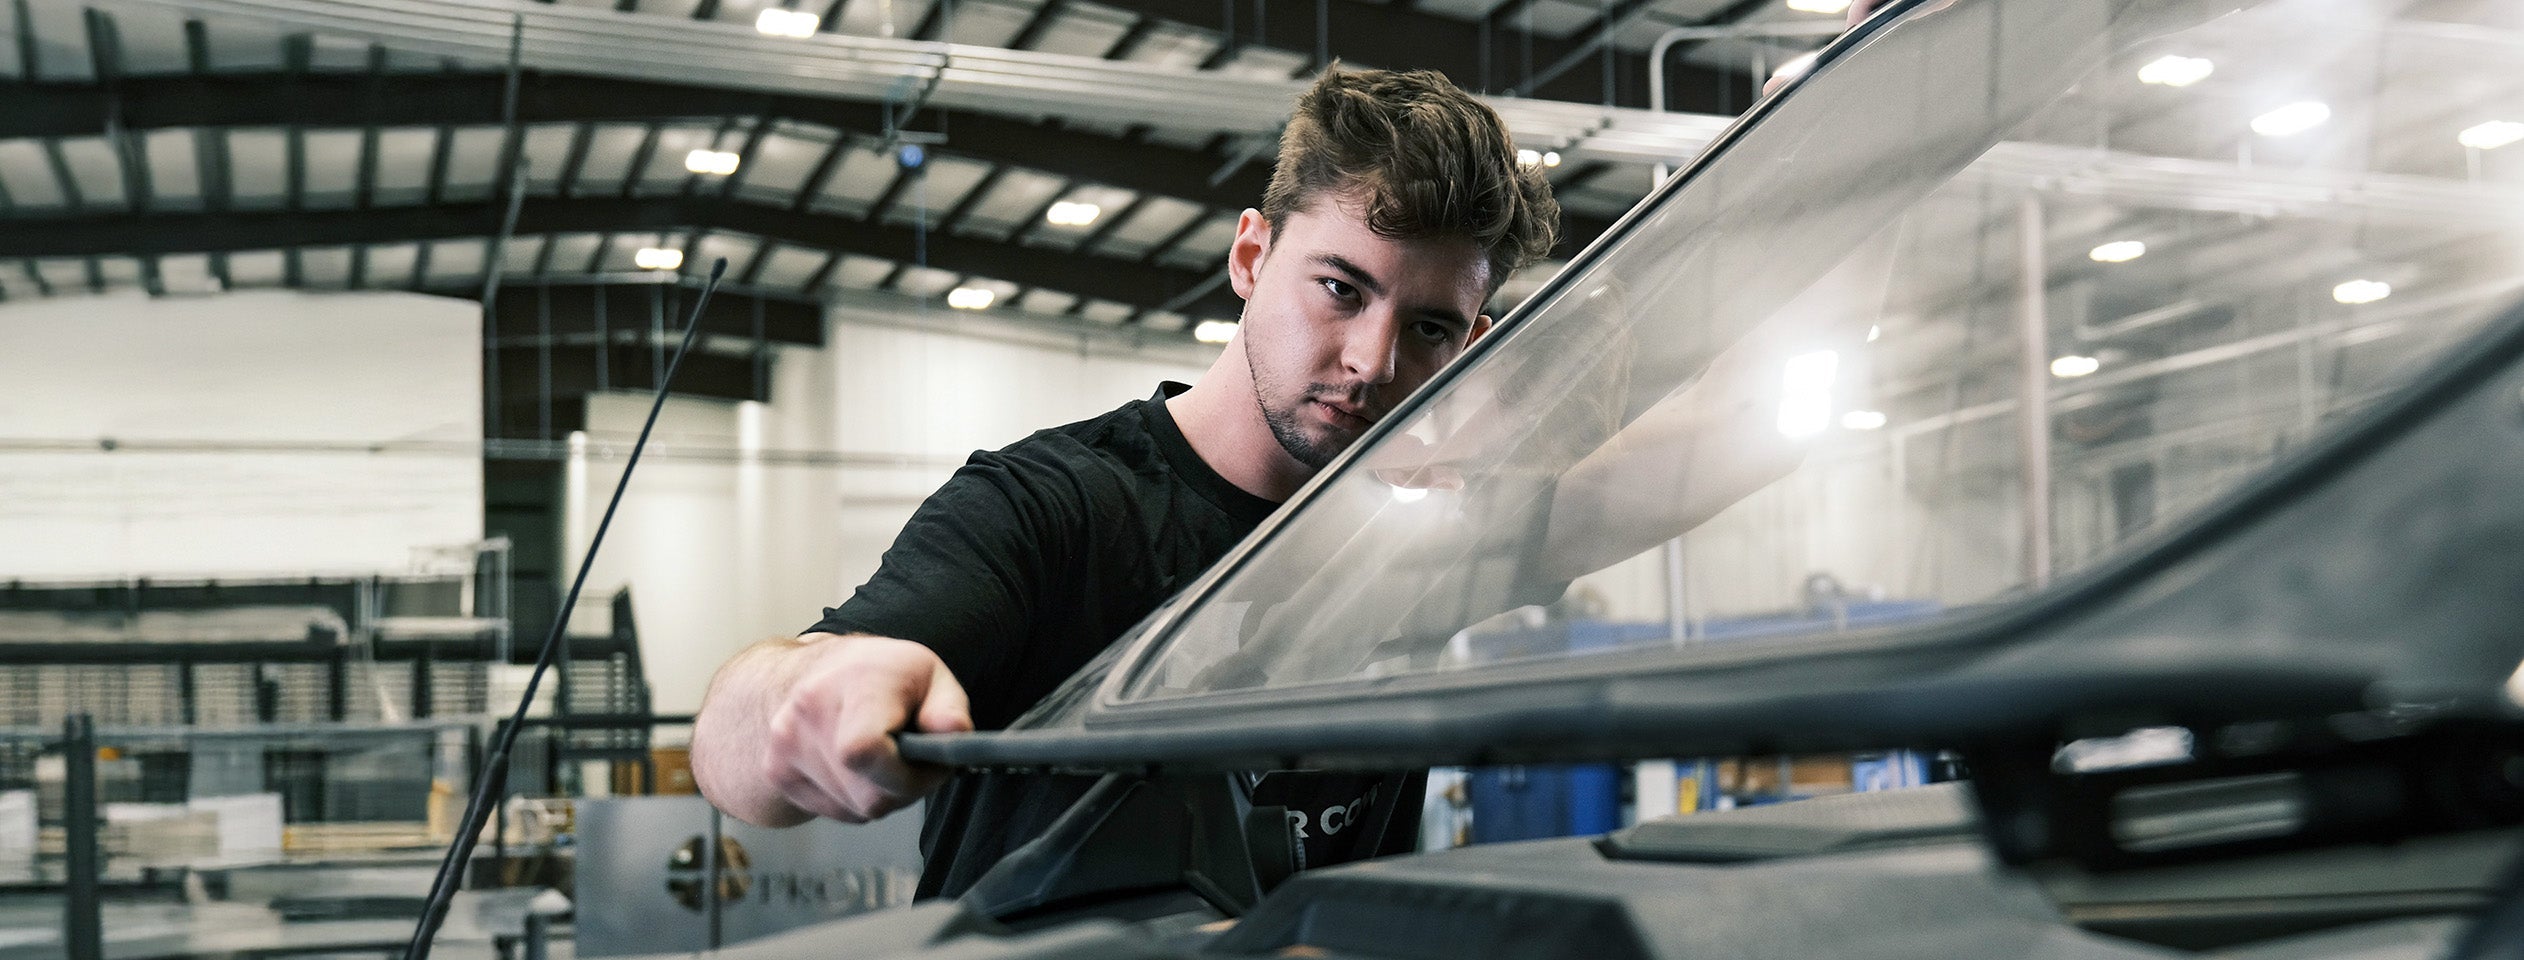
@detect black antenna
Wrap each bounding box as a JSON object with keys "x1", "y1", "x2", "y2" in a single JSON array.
[{"x1": 405, "y1": 258, "x2": 729, "y2": 960}]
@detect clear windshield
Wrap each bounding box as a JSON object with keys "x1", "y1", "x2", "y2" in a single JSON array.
[{"x1": 1045, "y1": 0, "x2": 2524, "y2": 719}]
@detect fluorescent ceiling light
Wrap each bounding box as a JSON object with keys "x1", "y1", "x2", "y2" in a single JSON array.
[
  {"x1": 2050, "y1": 355, "x2": 2100, "y2": 378},
  {"x1": 2332, "y1": 279, "x2": 2391, "y2": 305},
  {"x1": 755, "y1": 8, "x2": 820, "y2": 38},
  {"x1": 1841, "y1": 410, "x2": 1887, "y2": 431},
  {"x1": 1776, "y1": 350, "x2": 1839, "y2": 438},
  {"x1": 684, "y1": 149, "x2": 741, "y2": 175},
  {"x1": 1046, "y1": 201, "x2": 1102, "y2": 227},
  {"x1": 1516, "y1": 149, "x2": 1542, "y2": 168},
  {"x1": 2251, "y1": 101, "x2": 2330, "y2": 137},
  {"x1": 1194, "y1": 320, "x2": 1239, "y2": 344},
  {"x1": 633, "y1": 247, "x2": 683, "y2": 270},
  {"x1": 2089, "y1": 240, "x2": 2147, "y2": 263},
  {"x1": 2459, "y1": 120, "x2": 2524, "y2": 151},
  {"x1": 946, "y1": 286, "x2": 995, "y2": 310},
  {"x1": 1785, "y1": 0, "x2": 1851, "y2": 13},
  {"x1": 2136, "y1": 55, "x2": 2213, "y2": 87},
  {"x1": 1390, "y1": 485, "x2": 1429, "y2": 504}
]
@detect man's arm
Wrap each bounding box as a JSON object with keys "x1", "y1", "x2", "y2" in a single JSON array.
[{"x1": 692, "y1": 631, "x2": 973, "y2": 827}]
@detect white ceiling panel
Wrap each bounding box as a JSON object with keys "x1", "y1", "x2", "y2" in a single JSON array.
[
  {"x1": 1123, "y1": 24, "x2": 1220, "y2": 70},
  {"x1": 642, "y1": 0, "x2": 710, "y2": 18},
  {"x1": 439, "y1": 125, "x2": 508, "y2": 203},
  {"x1": 1141, "y1": 311, "x2": 1188, "y2": 331},
  {"x1": 953, "y1": 168, "x2": 1065, "y2": 236},
  {"x1": 730, "y1": 125, "x2": 834, "y2": 203},
  {"x1": 836, "y1": 0, "x2": 937, "y2": 39},
  {"x1": 893, "y1": 265, "x2": 961, "y2": 297},
  {"x1": 1016, "y1": 288, "x2": 1078, "y2": 314},
  {"x1": 371, "y1": 128, "x2": 439, "y2": 206},
  {"x1": 220, "y1": 251, "x2": 278, "y2": 288},
  {"x1": 634, "y1": 124, "x2": 725, "y2": 195},
  {"x1": 1154, "y1": 212, "x2": 1236, "y2": 267},
  {"x1": 22, "y1": 0, "x2": 94, "y2": 82},
  {"x1": 224, "y1": 129, "x2": 288, "y2": 209},
  {"x1": 1214, "y1": 47, "x2": 1309, "y2": 81},
  {"x1": 830, "y1": 254, "x2": 896, "y2": 289},
  {"x1": 1029, "y1": 4, "x2": 1132, "y2": 56},
  {"x1": 570, "y1": 123, "x2": 653, "y2": 196},
  {"x1": 427, "y1": 239, "x2": 490, "y2": 287},
  {"x1": 33, "y1": 258, "x2": 88, "y2": 292},
  {"x1": 307, "y1": 34, "x2": 375, "y2": 71},
  {"x1": 299, "y1": 246, "x2": 354, "y2": 288},
  {"x1": 693, "y1": 234, "x2": 762, "y2": 278},
  {"x1": 1513, "y1": 0, "x2": 1605, "y2": 40},
  {"x1": 500, "y1": 235, "x2": 550, "y2": 278},
  {"x1": 751, "y1": 244, "x2": 831, "y2": 289},
  {"x1": 362, "y1": 243, "x2": 419, "y2": 288},
  {"x1": 943, "y1": 0, "x2": 1034, "y2": 48},
  {"x1": 1092, "y1": 196, "x2": 1202, "y2": 257},
  {"x1": 56, "y1": 138, "x2": 129, "y2": 211},
  {"x1": 0, "y1": 141, "x2": 69, "y2": 211},
  {"x1": 880, "y1": 156, "x2": 991, "y2": 226},
  {"x1": 104, "y1": 8, "x2": 196, "y2": 76},
  {"x1": 542, "y1": 234, "x2": 605, "y2": 275},
  {"x1": 143, "y1": 129, "x2": 203, "y2": 210},
  {"x1": 1077, "y1": 300, "x2": 1134, "y2": 324},
  {"x1": 300, "y1": 130, "x2": 363, "y2": 208},
  {"x1": 522, "y1": 123, "x2": 583, "y2": 195},
  {"x1": 202, "y1": 20, "x2": 288, "y2": 72},
  {"x1": 95, "y1": 257, "x2": 144, "y2": 293},
  {"x1": 155, "y1": 255, "x2": 219, "y2": 296}
]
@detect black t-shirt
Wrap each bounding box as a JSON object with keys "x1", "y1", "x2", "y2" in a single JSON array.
[{"x1": 807, "y1": 383, "x2": 1417, "y2": 899}]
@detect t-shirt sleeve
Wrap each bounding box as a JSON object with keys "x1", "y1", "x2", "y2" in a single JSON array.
[{"x1": 804, "y1": 450, "x2": 1078, "y2": 716}]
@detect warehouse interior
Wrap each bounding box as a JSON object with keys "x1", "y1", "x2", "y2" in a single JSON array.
[{"x1": 3, "y1": 0, "x2": 2523, "y2": 955}]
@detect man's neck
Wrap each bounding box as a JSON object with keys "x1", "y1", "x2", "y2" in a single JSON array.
[{"x1": 1168, "y1": 345, "x2": 1317, "y2": 503}]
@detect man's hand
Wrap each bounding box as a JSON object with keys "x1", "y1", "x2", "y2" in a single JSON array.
[{"x1": 693, "y1": 633, "x2": 972, "y2": 827}]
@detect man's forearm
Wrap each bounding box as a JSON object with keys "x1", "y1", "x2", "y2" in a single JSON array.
[{"x1": 693, "y1": 633, "x2": 824, "y2": 827}]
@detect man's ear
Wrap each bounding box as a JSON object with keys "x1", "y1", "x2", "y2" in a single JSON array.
[
  {"x1": 1467, "y1": 314, "x2": 1495, "y2": 346},
  {"x1": 1228, "y1": 208, "x2": 1272, "y2": 301}
]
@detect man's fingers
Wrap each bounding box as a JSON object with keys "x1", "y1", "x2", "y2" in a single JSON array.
[{"x1": 916, "y1": 659, "x2": 974, "y2": 735}]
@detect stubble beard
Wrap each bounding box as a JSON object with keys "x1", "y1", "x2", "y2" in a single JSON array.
[{"x1": 1248, "y1": 349, "x2": 1349, "y2": 471}]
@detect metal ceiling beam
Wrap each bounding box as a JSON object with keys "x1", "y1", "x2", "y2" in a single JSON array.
[
  {"x1": 1080, "y1": 0, "x2": 1748, "y2": 112},
  {"x1": 1, "y1": 73, "x2": 1621, "y2": 256},
  {"x1": 0, "y1": 197, "x2": 1248, "y2": 318}
]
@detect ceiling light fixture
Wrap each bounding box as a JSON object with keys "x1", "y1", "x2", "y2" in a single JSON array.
[
  {"x1": 2332, "y1": 279, "x2": 2391, "y2": 305},
  {"x1": 2089, "y1": 240, "x2": 2147, "y2": 263},
  {"x1": 755, "y1": 8, "x2": 821, "y2": 37},
  {"x1": 2458, "y1": 120, "x2": 2524, "y2": 151},
  {"x1": 2251, "y1": 101, "x2": 2331, "y2": 137},
  {"x1": 684, "y1": 149, "x2": 741, "y2": 175},
  {"x1": 946, "y1": 286, "x2": 995, "y2": 310},
  {"x1": 1541, "y1": 151, "x2": 1561, "y2": 168},
  {"x1": 1785, "y1": 0, "x2": 1852, "y2": 13},
  {"x1": 633, "y1": 248, "x2": 683, "y2": 270},
  {"x1": 1841, "y1": 410, "x2": 1887, "y2": 431},
  {"x1": 1194, "y1": 320, "x2": 1239, "y2": 344},
  {"x1": 1045, "y1": 201, "x2": 1102, "y2": 227},
  {"x1": 1516, "y1": 149, "x2": 1542, "y2": 168},
  {"x1": 2136, "y1": 55, "x2": 2213, "y2": 87},
  {"x1": 2051, "y1": 355, "x2": 2100, "y2": 378}
]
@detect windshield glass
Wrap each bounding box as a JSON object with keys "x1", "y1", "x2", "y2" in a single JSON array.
[{"x1": 1042, "y1": 0, "x2": 2524, "y2": 718}]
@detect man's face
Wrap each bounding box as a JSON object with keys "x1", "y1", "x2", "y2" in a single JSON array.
[{"x1": 1227, "y1": 195, "x2": 1496, "y2": 470}]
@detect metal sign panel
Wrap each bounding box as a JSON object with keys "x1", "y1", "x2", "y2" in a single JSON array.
[{"x1": 575, "y1": 796, "x2": 923, "y2": 956}]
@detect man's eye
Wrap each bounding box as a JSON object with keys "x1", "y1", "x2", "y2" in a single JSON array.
[
  {"x1": 1318, "y1": 278, "x2": 1358, "y2": 301},
  {"x1": 1411, "y1": 320, "x2": 1455, "y2": 345}
]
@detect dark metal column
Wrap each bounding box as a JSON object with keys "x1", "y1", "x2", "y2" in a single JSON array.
[{"x1": 62, "y1": 713, "x2": 102, "y2": 960}]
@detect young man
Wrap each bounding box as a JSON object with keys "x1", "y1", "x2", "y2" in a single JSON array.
[{"x1": 692, "y1": 66, "x2": 1558, "y2": 897}]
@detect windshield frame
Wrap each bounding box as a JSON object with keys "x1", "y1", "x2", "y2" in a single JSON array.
[{"x1": 1064, "y1": 0, "x2": 1948, "y2": 724}]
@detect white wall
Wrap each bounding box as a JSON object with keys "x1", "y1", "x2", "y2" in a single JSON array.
[
  {"x1": 567, "y1": 302, "x2": 1214, "y2": 715},
  {"x1": 0, "y1": 290, "x2": 482, "y2": 580}
]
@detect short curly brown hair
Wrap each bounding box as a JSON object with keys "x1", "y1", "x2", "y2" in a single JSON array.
[{"x1": 1262, "y1": 66, "x2": 1561, "y2": 295}]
